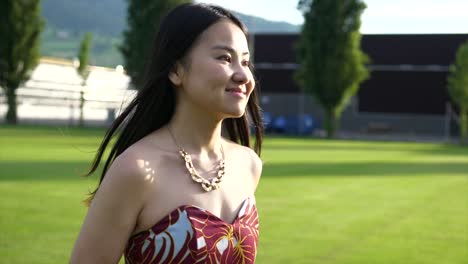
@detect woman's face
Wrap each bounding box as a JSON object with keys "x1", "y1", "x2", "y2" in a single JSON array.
[{"x1": 170, "y1": 20, "x2": 254, "y2": 119}]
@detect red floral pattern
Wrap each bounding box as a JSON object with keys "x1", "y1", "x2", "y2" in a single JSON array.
[{"x1": 125, "y1": 197, "x2": 259, "y2": 264}]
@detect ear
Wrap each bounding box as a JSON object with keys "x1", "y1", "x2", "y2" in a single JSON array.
[{"x1": 168, "y1": 62, "x2": 184, "y2": 86}]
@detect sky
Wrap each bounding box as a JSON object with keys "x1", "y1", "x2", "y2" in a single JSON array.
[{"x1": 196, "y1": 0, "x2": 468, "y2": 34}]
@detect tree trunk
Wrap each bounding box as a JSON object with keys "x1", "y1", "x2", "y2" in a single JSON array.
[
  {"x1": 79, "y1": 89, "x2": 85, "y2": 127},
  {"x1": 6, "y1": 87, "x2": 18, "y2": 124},
  {"x1": 460, "y1": 109, "x2": 467, "y2": 144},
  {"x1": 325, "y1": 108, "x2": 338, "y2": 139}
]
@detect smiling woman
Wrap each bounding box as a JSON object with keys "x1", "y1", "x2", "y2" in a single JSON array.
[
  {"x1": 168, "y1": 21, "x2": 255, "y2": 120},
  {"x1": 69, "y1": 3, "x2": 264, "y2": 264}
]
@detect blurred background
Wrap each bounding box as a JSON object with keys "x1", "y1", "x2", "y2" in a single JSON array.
[{"x1": 0, "y1": 0, "x2": 467, "y2": 142}]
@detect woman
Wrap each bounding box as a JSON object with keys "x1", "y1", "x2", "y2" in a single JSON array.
[{"x1": 70, "y1": 3, "x2": 263, "y2": 264}]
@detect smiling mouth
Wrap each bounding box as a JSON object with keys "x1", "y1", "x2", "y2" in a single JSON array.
[{"x1": 225, "y1": 88, "x2": 246, "y2": 95}]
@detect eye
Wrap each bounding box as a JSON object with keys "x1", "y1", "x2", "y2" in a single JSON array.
[
  {"x1": 242, "y1": 60, "x2": 251, "y2": 67},
  {"x1": 218, "y1": 55, "x2": 231, "y2": 63}
]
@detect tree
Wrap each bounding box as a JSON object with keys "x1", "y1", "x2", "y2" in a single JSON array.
[
  {"x1": 0, "y1": 0, "x2": 44, "y2": 124},
  {"x1": 76, "y1": 32, "x2": 93, "y2": 127},
  {"x1": 120, "y1": 0, "x2": 192, "y2": 90},
  {"x1": 295, "y1": 0, "x2": 369, "y2": 138},
  {"x1": 447, "y1": 40, "x2": 468, "y2": 143}
]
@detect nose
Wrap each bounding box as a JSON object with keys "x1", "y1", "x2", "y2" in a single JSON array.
[{"x1": 232, "y1": 63, "x2": 250, "y2": 84}]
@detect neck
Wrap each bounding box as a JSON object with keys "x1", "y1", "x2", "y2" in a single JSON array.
[{"x1": 167, "y1": 101, "x2": 224, "y2": 156}]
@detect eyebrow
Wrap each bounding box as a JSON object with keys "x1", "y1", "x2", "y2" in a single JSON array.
[{"x1": 212, "y1": 45, "x2": 249, "y2": 56}]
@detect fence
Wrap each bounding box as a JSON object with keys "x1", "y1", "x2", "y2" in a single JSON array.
[
  {"x1": 0, "y1": 79, "x2": 136, "y2": 126},
  {"x1": 1, "y1": 81, "x2": 464, "y2": 142}
]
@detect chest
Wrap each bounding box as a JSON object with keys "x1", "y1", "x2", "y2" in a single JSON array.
[{"x1": 134, "y1": 154, "x2": 254, "y2": 235}]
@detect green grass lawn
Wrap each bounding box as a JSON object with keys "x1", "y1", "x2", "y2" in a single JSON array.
[{"x1": 1, "y1": 125, "x2": 467, "y2": 263}]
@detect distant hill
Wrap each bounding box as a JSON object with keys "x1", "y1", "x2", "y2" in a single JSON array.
[
  {"x1": 234, "y1": 12, "x2": 300, "y2": 33},
  {"x1": 42, "y1": 0, "x2": 300, "y2": 35},
  {"x1": 40, "y1": 0, "x2": 300, "y2": 66},
  {"x1": 42, "y1": 0, "x2": 127, "y2": 37}
]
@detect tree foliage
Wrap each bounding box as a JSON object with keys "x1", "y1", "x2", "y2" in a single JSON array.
[
  {"x1": 76, "y1": 32, "x2": 93, "y2": 127},
  {"x1": 0, "y1": 0, "x2": 44, "y2": 124},
  {"x1": 77, "y1": 32, "x2": 93, "y2": 81},
  {"x1": 447, "y1": 40, "x2": 468, "y2": 143},
  {"x1": 295, "y1": 0, "x2": 369, "y2": 138},
  {"x1": 120, "y1": 0, "x2": 191, "y2": 90}
]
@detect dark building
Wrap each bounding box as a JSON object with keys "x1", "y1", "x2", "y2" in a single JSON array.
[{"x1": 253, "y1": 33, "x2": 468, "y2": 137}]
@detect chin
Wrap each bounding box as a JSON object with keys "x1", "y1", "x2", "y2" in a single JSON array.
[{"x1": 223, "y1": 107, "x2": 246, "y2": 119}]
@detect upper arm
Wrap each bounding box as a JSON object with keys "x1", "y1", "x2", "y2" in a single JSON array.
[
  {"x1": 246, "y1": 147, "x2": 263, "y2": 192},
  {"x1": 70, "y1": 150, "x2": 149, "y2": 264}
]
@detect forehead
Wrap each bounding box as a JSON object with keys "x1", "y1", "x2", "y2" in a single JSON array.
[{"x1": 192, "y1": 20, "x2": 249, "y2": 53}]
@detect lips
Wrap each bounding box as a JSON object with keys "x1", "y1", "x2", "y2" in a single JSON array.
[{"x1": 225, "y1": 87, "x2": 246, "y2": 95}]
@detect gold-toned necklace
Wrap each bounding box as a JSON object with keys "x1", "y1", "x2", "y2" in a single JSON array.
[{"x1": 167, "y1": 126, "x2": 225, "y2": 192}]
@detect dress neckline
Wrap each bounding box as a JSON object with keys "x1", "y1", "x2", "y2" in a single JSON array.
[{"x1": 129, "y1": 196, "x2": 255, "y2": 239}]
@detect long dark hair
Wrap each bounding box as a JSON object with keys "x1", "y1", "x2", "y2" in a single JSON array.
[{"x1": 85, "y1": 3, "x2": 263, "y2": 203}]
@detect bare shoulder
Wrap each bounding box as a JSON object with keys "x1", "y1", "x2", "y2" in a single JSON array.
[
  {"x1": 223, "y1": 139, "x2": 263, "y2": 189},
  {"x1": 90, "y1": 143, "x2": 155, "y2": 212},
  {"x1": 70, "y1": 142, "x2": 156, "y2": 263},
  {"x1": 103, "y1": 143, "x2": 153, "y2": 192}
]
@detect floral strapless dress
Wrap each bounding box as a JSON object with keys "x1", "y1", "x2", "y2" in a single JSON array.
[{"x1": 125, "y1": 196, "x2": 259, "y2": 264}]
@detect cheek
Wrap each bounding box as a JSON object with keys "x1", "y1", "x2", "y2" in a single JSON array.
[
  {"x1": 209, "y1": 64, "x2": 231, "y2": 82},
  {"x1": 193, "y1": 63, "x2": 230, "y2": 88}
]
